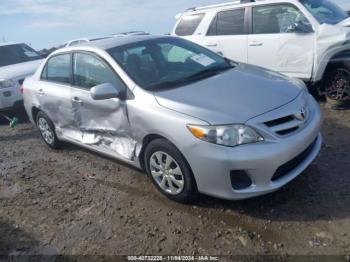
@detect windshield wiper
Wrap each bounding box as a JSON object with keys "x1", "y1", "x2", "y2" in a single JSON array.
[{"x1": 147, "y1": 64, "x2": 234, "y2": 91}]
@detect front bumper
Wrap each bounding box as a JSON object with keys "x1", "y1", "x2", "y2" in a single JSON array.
[{"x1": 182, "y1": 95, "x2": 322, "y2": 200}]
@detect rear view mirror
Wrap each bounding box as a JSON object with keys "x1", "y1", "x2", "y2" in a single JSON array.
[{"x1": 90, "y1": 83, "x2": 121, "y2": 100}]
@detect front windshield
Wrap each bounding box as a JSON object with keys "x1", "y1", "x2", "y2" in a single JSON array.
[
  {"x1": 107, "y1": 37, "x2": 234, "y2": 90},
  {"x1": 300, "y1": 0, "x2": 348, "y2": 25},
  {"x1": 0, "y1": 44, "x2": 42, "y2": 67}
]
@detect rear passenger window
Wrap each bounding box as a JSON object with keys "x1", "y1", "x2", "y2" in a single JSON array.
[
  {"x1": 207, "y1": 9, "x2": 245, "y2": 36},
  {"x1": 42, "y1": 54, "x2": 71, "y2": 84},
  {"x1": 252, "y1": 4, "x2": 310, "y2": 34},
  {"x1": 73, "y1": 52, "x2": 122, "y2": 89},
  {"x1": 175, "y1": 13, "x2": 205, "y2": 36}
]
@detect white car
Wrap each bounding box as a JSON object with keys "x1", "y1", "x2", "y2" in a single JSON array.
[
  {"x1": 64, "y1": 37, "x2": 111, "y2": 47},
  {"x1": 0, "y1": 43, "x2": 43, "y2": 110},
  {"x1": 112, "y1": 31, "x2": 149, "y2": 37},
  {"x1": 172, "y1": 0, "x2": 350, "y2": 106}
]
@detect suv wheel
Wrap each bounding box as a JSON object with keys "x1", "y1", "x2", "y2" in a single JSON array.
[
  {"x1": 36, "y1": 111, "x2": 60, "y2": 149},
  {"x1": 144, "y1": 139, "x2": 197, "y2": 203},
  {"x1": 324, "y1": 67, "x2": 350, "y2": 109}
]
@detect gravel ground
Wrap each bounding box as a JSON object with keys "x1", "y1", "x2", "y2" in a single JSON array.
[{"x1": 0, "y1": 104, "x2": 349, "y2": 260}]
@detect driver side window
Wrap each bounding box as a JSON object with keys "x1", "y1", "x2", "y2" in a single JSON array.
[
  {"x1": 72, "y1": 52, "x2": 122, "y2": 90},
  {"x1": 252, "y1": 4, "x2": 311, "y2": 34}
]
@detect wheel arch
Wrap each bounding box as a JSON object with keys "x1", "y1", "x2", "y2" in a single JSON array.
[
  {"x1": 138, "y1": 133, "x2": 198, "y2": 190},
  {"x1": 31, "y1": 106, "x2": 41, "y2": 126},
  {"x1": 318, "y1": 50, "x2": 350, "y2": 82}
]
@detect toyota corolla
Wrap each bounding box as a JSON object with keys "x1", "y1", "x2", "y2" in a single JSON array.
[{"x1": 23, "y1": 35, "x2": 322, "y2": 202}]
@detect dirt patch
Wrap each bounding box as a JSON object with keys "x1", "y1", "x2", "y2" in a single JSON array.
[{"x1": 0, "y1": 105, "x2": 349, "y2": 257}]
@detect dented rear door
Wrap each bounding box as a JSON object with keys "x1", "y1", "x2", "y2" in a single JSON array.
[{"x1": 38, "y1": 53, "x2": 75, "y2": 130}]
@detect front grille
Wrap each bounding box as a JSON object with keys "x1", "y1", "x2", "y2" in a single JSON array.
[
  {"x1": 271, "y1": 138, "x2": 317, "y2": 182},
  {"x1": 276, "y1": 127, "x2": 299, "y2": 136},
  {"x1": 264, "y1": 114, "x2": 304, "y2": 136},
  {"x1": 265, "y1": 115, "x2": 295, "y2": 127}
]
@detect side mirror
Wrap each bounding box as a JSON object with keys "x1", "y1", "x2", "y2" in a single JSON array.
[
  {"x1": 90, "y1": 83, "x2": 121, "y2": 100},
  {"x1": 287, "y1": 22, "x2": 313, "y2": 34}
]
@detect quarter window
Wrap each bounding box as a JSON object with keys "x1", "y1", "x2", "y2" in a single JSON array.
[
  {"x1": 42, "y1": 54, "x2": 71, "y2": 84},
  {"x1": 207, "y1": 9, "x2": 245, "y2": 36},
  {"x1": 175, "y1": 13, "x2": 205, "y2": 36},
  {"x1": 252, "y1": 4, "x2": 311, "y2": 34},
  {"x1": 73, "y1": 52, "x2": 121, "y2": 89}
]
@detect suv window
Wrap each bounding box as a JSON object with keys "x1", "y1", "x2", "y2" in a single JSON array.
[
  {"x1": 175, "y1": 13, "x2": 205, "y2": 36},
  {"x1": 207, "y1": 9, "x2": 245, "y2": 36},
  {"x1": 73, "y1": 52, "x2": 121, "y2": 89},
  {"x1": 252, "y1": 4, "x2": 310, "y2": 34},
  {"x1": 42, "y1": 54, "x2": 71, "y2": 84}
]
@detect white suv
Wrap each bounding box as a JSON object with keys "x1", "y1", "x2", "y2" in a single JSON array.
[
  {"x1": 0, "y1": 43, "x2": 43, "y2": 110},
  {"x1": 172, "y1": 0, "x2": 350, "y2": 106}
]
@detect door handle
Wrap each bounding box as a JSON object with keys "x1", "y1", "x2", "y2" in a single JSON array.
[
  {"x1": 72, "y1": 97, "x2": 83, "y2": 104},
  {"x1": 249, "y1": 42, "x2": 263, "y2": 47},
  {"x1": 37, "y1": 89, "x2": 45, "y2": 96},
  {"x1": 205, "y1": 43, "x2": 218, "y2": 47}
]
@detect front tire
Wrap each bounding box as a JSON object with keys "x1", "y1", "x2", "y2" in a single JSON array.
[
  {"x1": 324, "y1": 66, "x2": 350, "y2": 110},
  {"x1": 36, "y1": 111, "x2": 60, "y2": 149},
  {"x1": 144, "y1": 139, "x2": 197, "y2": 203}
]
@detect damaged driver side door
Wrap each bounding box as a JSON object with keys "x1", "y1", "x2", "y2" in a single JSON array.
[{"x1": 69, "y1": 51, "x2": 136, "y2": 160}]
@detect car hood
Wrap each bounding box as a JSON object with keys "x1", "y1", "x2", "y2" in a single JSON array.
[
  {"x1": 0, "y1": 59, "x2": 43, "y2": 80},
  {"x1": 154, "y1": 64, "x2": 303, "y2": 124}
]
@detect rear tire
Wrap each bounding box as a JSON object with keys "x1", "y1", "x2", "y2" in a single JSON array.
[
  {"x1": 36, "y1": 111, "x2": 61, "y2": 149},
  {"x1": 144, "y1": 138, "x2": 197, "y2": 203},
  {"x1": 324, "y1": 66, "x2": 350, "y2": 110}
]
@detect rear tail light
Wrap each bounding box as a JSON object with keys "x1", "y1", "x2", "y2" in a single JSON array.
[{"x1": 20, "y1": 85, "x2": 24, "y2": 94}]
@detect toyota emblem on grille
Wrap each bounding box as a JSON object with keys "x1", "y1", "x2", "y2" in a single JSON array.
[{"x1": 295, "y1": 107, "x2": 307, "y2": 121}]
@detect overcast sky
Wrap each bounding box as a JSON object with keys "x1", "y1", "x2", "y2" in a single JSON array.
[{"x1": 1, "y1": 0, "x2": 349, "y2": 50}]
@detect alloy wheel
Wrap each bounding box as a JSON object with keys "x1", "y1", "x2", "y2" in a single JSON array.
[
  {"x1": 38, "y1": 117, "x2": 54, "y2": 145},
  {"x1": 149, "y1": 151, "x2": 185, "y2": 195},
  {"x1": 326, "y1": 68, "x2": 350, "y2": 101}
]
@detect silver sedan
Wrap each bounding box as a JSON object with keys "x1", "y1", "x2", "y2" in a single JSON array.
[{"x1": 23, "y1": 35, "x2": 322, "y2": 202}]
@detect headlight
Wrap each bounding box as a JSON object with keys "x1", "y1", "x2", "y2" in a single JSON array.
[
  {"x1": 187, "y1": 124, "x2": 264, "y2": 147},
  {"x1": 0, "y1": 79, "x2": 16, "y2": 89}
]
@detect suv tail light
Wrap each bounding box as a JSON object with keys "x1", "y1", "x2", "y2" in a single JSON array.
[{"x1": 20, "y1": 85, "x2": 24, "y2": 94}]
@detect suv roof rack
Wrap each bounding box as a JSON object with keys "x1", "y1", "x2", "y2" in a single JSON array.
[{"x1": 186, "y1": 0, "x2": 256, "y2": 12}]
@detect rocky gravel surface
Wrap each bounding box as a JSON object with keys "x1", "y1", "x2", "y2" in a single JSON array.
[{"x1": 0, "y1": 105, "x2": 349, "y2": 260}]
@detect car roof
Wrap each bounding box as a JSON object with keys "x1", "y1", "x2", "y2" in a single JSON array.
[
  {"x1": 51, "y1": 35, "x2": 175, "y2": 57},
  {"x1": 0, "y1": 42, "x2": 22, "y2": 47},
  {"x1": 112, "y1": 31, "x2": 149, "y2": 36},
  {"x1": 181, "y1": 0, "x2": 298, "y2": 14},
  {"x1": 75, "y1": 34, "x2": 169, "y2": 50}
]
